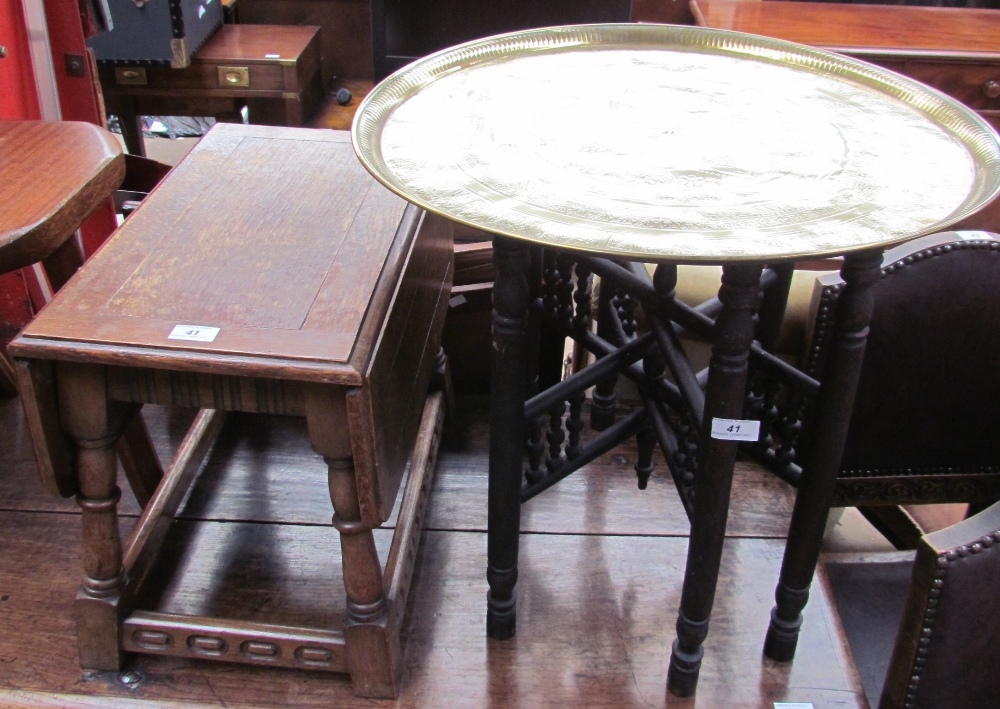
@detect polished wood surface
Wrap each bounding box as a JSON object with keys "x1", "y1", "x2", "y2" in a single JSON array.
[
  {"x1": 237, "y1": 0, "x2": 374, "y2": 83},
  {"x1": 0, "y1": 395, "x2": 866, "y2": 707},
  {"x1": 691, "y1": 0, "x2": 1000, "y2": 55},
  {"x1": 690, "y1": 0, "x2": 1000, "y2": 230},
  {"x1": 690, "y1": 1, "x2": 1000, "y2": 128}
]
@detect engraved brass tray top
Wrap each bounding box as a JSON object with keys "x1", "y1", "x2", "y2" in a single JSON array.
[{"x1": 353, "y1": 24, "x2": 1000, "y2": 262}]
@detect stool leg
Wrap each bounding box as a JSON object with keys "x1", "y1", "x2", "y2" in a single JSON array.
[
  {"x1": 667, "y1": 263, "x2": 763, "y2": 697},
  {"x1": 764, "y1": 250, "x2": 882, "y2": 662},
  {"x1": 305, "y1": 387, "x2": 399, "y2": 698},
  {"x1": 0, "y1": 351, "x2": 18, "y2": 397},
  {"x1": 58, "y1": 362, "x2": 126, "y2": 671},
  {"x1": 487, "y1": 235, "x2": 531, "y2": 640}
]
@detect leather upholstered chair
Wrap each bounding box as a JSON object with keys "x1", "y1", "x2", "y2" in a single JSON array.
[
  {"x1": 825, "y1": 498, "x2": 1000, "y2": 708},
  {"x1": 795, "y1": 230, "x2": 1000, "y2": 547}
]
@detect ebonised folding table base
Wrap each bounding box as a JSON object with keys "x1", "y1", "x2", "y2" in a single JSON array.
[{"x1": 485, "y1": 234, "x2": 883, "y2": 696}]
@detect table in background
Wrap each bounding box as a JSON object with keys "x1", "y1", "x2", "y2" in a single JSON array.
[{"x1": 100, "y1": 24, "x2": 321, "y2": 157}]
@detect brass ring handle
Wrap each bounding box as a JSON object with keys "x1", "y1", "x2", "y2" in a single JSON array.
[
  {"x1": 121, "y1": 70, "x2": 141, "y2": 80},
  {"x1": 984, "y1": 80, "x2": 1000, "y2": 100}
]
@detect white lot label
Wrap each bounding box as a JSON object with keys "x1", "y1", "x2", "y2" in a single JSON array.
[
  {"x1": 710, "y1": 417, "x2": 761, "y2": 441},
  {"x1": 168, "y1": 325, "x2": 220, "y2": 343},
  {"x1": 774, "y1": 704, "x2": 814, "y2": 709}
]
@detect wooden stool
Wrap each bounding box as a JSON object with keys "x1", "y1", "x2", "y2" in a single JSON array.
[
  {"x1": 0, "y1": 120, "x2": 167, "y2": 505},
  {"x1": 0, "y1": 120, "x2": 124, "y2": 394},
  {"x1": 10, "y1": 123, "x2": 453, "y2": 698}
]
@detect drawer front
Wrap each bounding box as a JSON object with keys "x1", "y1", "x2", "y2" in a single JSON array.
[
  {"x1": 882, "y1": 60, "x2": 1000, "y2": 113},
  {"x1": 102, "y1": 62, "x2": 290, "y2": 96}
]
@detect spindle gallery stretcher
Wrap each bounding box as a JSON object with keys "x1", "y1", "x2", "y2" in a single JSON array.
[{"x1": 9, "y1": 124, "x2": 453, "y2": 699}]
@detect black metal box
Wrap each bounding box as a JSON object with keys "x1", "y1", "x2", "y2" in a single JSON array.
[{"x1": 87, "y1": 0, "x2": 223, "y2": 68}]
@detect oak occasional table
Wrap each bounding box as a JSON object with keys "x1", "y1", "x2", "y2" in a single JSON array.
[
  {"x1": 352, "y1": 24, "x2": 1000, "y2": 696},
  {"x1": 9, "y1": 123, "x2": 453, "y2": 698}
]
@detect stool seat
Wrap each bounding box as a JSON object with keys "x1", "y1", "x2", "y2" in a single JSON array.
[
  {"x1": 0, "y1": 120, "x2": 124, "y2": 396},
  {"x1": 0, "y1": 120, "x2": 124, "y2": 272}
]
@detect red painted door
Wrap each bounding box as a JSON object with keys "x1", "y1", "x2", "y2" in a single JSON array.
[
  {"x1": 0, "y1": 0, "x2": 40, "y2": 119},
  {"x1": 0, "y1": 0, "x2": 41, "y2": 344},
  {"x1": 43, "y1": 0, "x2": 119, "y2": 256},
  {"x1": 0, "y1": 1, "x2": 118, "y2": 347}
]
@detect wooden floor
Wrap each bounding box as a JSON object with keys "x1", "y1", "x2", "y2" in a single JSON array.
[{"x1": 0, "y1": 391, "x2": 867, "y2": 709}]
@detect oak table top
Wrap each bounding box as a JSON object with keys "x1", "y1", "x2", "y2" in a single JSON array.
[{"x1": 14, "y1": 123, "x2": 410, "y2": 386}]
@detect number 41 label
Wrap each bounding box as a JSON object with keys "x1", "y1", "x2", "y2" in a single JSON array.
[
  {"x1": 710, "y1": 417, "x2": 761, "y2": 442},
  {"x1": 168, "y1": 324, "x2": 221, "y2": 343}
]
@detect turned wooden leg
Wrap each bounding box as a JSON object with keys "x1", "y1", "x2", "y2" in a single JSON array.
[
  {"x1": 57, "y1": 362, "x2": 127, "y2": 670},
  {"x1": 487, "y1": 235, "x2": 531, "y2": 640},
  {"x1": 305, "y1": 386, "x2": 399, "y2": 698},
  {"x1": 755, "y1": 262, "x2": 794, "y2": 354},
  {"x1": 667, "y1": 262, "x2": 763, "y2": 697},
  {"x1": 591, "y1": 273, "x2": 620, "y2": 431},
  {"x1": 764, "y1": 250, "x2": 882, "y2": 662},
  {"x1": 116, "y1": 97, "x2": 145, "y2": 158}
]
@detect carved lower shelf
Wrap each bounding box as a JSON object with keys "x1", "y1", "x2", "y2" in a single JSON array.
[
  {"x1": 123, "y1": 611, "x2": 349, "y2": 672},
  {"x1": 120, "y1": 392, "x2": 445, "y2": 679}
]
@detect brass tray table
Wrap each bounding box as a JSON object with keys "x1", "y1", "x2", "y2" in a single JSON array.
[{"x1": 352, "y1": 23, "x2": 1000, "y2": 697}]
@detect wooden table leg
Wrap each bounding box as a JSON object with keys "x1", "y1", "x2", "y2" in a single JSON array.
[
  {"x1": 37, "y1": 219, "x2": 165, "y2": 508},
  {"x1": 305, "y1": 387, "x2": 400, "y2": 698},
  {"x1": 591, "y1": 278, "x2": 621, "y2": 430},
  {"x1": 667, "y1": 262, "x2": 763, "y2": 697},
  {"x1": 756, "y1": 262, "x2": 794, "y2": 354},
  {"x1": 487, "y1": 235, "x2": 531, "y2": 640},
  {"x1": 58, "y1": 362, "x2": 127, "y2": 671},
  {"x1": 764, "y1": 249, "x2": 883, "y2": 662},
  {"x1": 116, "y1": 96, "x2": 145, "y2": 157}
]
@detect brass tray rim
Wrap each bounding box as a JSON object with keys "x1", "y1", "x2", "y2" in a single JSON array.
[{"x1": 353, "y1": 23, "x2": 1000, "y2": 263}]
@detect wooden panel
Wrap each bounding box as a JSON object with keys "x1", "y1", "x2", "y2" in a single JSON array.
[
  {"x1": 350, "y1": 211, "x2": 453, "y2": 524},
  {"x1": 237, "y1": 0, "x2": 374, "y2": 82},
  {"x1": 691, "y1": 0, "x2": 1000, "y2": 55},
  {"x1": 194, "y1": 24, "x2": 320, "y2": 64},
  {"x1": 107, "y1": 140, "x2": 367, "y2": 328},
  {"x1": 893, "y1": 60, "x2": 1000, "y2": 112},
  {"x1": 632, "y1": 0, "x2": 696, "y2": 25}
]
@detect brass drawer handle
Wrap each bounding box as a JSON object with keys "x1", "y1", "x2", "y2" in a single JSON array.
[
  {"x1": 218, "y1": 66, "x2": 250, "y2": 88},
  {"x1": 115, "y1": 67, "x2": 147, "y2": 85},
  {"x1": 984, "y1": 80, "x2": 1000, "y2": 100}
]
